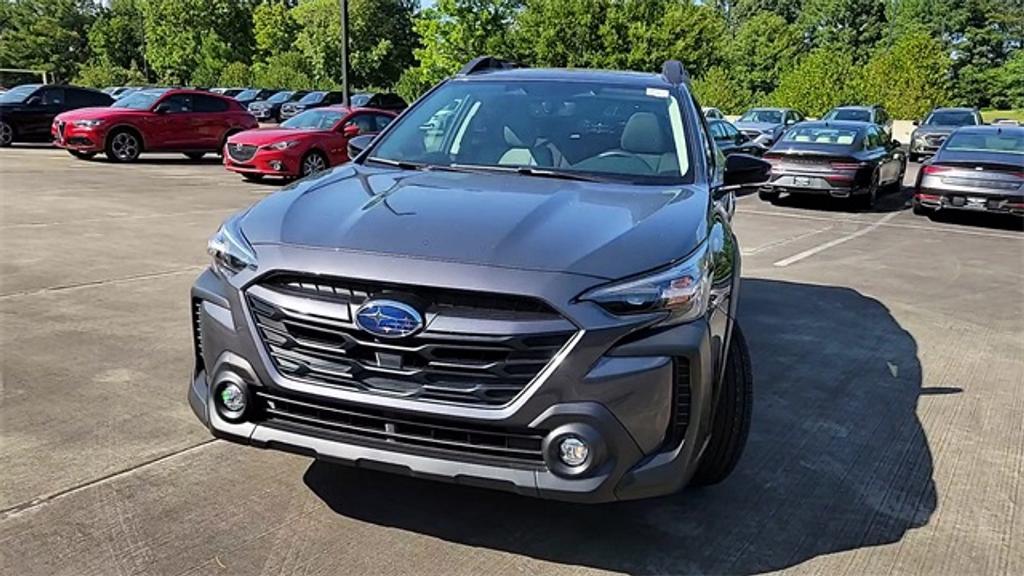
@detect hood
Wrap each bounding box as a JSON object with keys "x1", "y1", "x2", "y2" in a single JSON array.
[
  {"x1": 55, "y1": 107, "x2": 135, "y2": 121},
  {"x1": 228, "y1": 127, "x2": 323, "y2": 146},
  {"x1": 249, "y1": 99, "x2": 271, "y2": 108},
  {"x1": 734, "y1": 121, "x2": 782, "y2": 133},
  {"x1": 240, "y1": 164, "x2": 709, "y2": 280}
]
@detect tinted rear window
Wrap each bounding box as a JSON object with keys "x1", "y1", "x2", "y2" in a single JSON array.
[
  {"x1": 945, "y1": 132, "x2": 1024, "y2": 155},
  {"x1": 926, "y1": 111, "x2": 978, "y2": 126},
  {"x1": 826, "y1": 109, "x2": 871, "y2": 122},
  {"x1": 781, "y1": 126, "x2": 860, "y2": 146}
]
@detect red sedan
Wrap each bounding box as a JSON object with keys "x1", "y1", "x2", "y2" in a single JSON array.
[
  {"x1": 223, "y1": 106, "x2": 396, "y2": 181},
  {"x1": 53, "y1": 88, "x2": 257, "y2": 162}
]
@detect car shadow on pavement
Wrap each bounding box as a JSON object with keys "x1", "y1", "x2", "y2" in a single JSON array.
[
  {"x1": 767, "y1": 185, "x2": 911, "y2": 214},
  {"x1": 304, "y1": 279, "x2": 937, "y2": 575}
]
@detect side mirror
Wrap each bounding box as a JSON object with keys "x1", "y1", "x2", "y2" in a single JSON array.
[
  {"x1": 347, "y1": 133, "x2": 375, "y2": 159},
  {"x1": 719, "y1": 153, "x2": 771, "y2": 196},
  {"x1": 890, "y1": 139, "x2": 901, "y2": 149},
  {"x1": 912, "y1": 119, "x2": 920, "y2": 126},
  {"x1": 153, "y1": 103, "x2": 171, "y2": 114},
  {"x1": 342, "y1": 124, "x2": 361, "y2": 137}
]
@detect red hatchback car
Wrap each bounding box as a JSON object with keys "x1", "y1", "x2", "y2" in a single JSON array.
[
  {"x1": 223, "y1": 106, "x2": 396, "y2": 181},
  {"x1": 53, "y1": 88, "x2": 257, "y2": 162}
]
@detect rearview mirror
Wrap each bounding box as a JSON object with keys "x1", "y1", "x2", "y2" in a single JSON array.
[
  {"x1": 718, "y1": 153, "x2": 771, "y2": 196},
  {"x1": 347, "y1": 134, "x2": 375, "y2": 159}
]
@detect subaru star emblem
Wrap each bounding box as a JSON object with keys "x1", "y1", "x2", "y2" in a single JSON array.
[{"x1": 355, "y1": 299, "x2": 423, "y2": 339}]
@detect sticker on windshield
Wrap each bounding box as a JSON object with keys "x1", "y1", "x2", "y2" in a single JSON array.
[{"x1": 646, "y1": 88, "x2": 670, "y2": 99}]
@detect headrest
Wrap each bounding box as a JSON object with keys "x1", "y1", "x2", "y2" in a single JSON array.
[{"x1": 621, "y1": 112, "x2": 666, "y2": 154}]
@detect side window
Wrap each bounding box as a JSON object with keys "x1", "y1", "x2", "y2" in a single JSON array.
[
  {"x1": 866, "y1": 127, "x2": 882, "y2": 149},
  {"x1": 692, "y1": 96, "x2": 716, "y2": 169},
  {"x1": 326, "y1": 92, "x2": 344, "y2": 105},
  {"x1": 710, "y1": 122, "x2": 729, "y2": 141},
  {"x1": 345, "y1": 113, "x2": 375, "y2": 134},
  {"x1": 723, "y1": 122, "x2": 740, "y2": 140},
  {"x1": 160, "y1": 94, "x2": 193, "y2": 113},
  {"x1": 194, "y1": 95, "x2": 229, "y2": 113},
  {"x1": 90, "y1": 91, "x2": 112, "y2": 106},
  {"x1": 374, "y1": 114, "x2": 394, "y2": 132},
  {"x1": 41, "y1": 87, "x2": 65, "y2": 105}
]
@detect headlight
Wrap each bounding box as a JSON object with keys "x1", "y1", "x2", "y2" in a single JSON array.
[
  {"x1": 266, "y1": 140, "x2": 299, "y2": 150},
  {"x1": 73, "y1": 119, "x2": 104, "y2": 128},
  {"x1": 579, "y1": 241, "x2": 711, "y2": 326},
  {"x1": 207, "y1": 213, "x2": 257, "y2": 275}
]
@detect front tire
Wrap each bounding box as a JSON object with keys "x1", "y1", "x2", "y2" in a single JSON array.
[
  {"x1": 758, "y1": 190, "x2": 779, "y2": 203},
  {"x1": 105, "y1": 129, "x2": 141, "y2": 163},
  {"x1": 691, "y1": 324, "x2": 753, "y2": 486},
  {"x1": 300, "y1": 150, "x2": 328, "y2": 177},
  {"x1": 68, "y1": 150, "x2": 96, "y2": 160},
  {"x1": 0, "y1": 121, "x2": 13, "y2": 147}
]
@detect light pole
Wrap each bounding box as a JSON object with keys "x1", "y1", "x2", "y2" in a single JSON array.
[{"x1": 339, "y1": 0, "x2": 350, "y2": 107}]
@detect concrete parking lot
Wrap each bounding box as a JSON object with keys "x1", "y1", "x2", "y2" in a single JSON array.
[{"x1": 1, "y1": 147, "x2": 1022, "y2": 576}]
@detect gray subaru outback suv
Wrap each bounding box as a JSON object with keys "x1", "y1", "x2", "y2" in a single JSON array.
[{"x1": 189, "y1": 57, "x2": 769, "y2": 502}]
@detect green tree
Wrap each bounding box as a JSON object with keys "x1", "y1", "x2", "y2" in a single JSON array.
[
  {"x1": 397, "y1": 0, "x2": 521, "y2": 99},
  {"x1": 726, "y1": 11, "x2": 805, "y2": 98},
  {"x1": 219, "y1": 61, "x2": 253, "y2": 86},
  {"x1": 769, "y1": 47, "x2": 862, "y2": 116},
  {"x1": 251, "y1": 51, "x2": 313, "y2": 89},
  {"x1": 191, "y1": 33, "x2": 233, "y2": 87},
  {"x1": 798, "y1": 0, "x2": 887, "y2": 63},
  {"x1": 85, "y1": 0, "x2": 147, "y2": 74},
  {"x1": 859, "y1": 29, "x2": 950, "y2": 118},
  {"x1": 292, "y1": 0, "x2": 417, "y2": 90},
  {"x1": 253, "y1": 0, "x2": 299, "y2": 58},
  {"x1": 731, "y1": 0, "x2": 805, "y2": 24},
  {"x1": 141, "y1": 0, "x2": 255, "y2": 85},
  {"x1": 0, "y1": 0, "x2": 98, "y2": 82},
  {"x1": 692, "y1": 66, "x2": 754, "y2": 114},
  {"x1": 75, "y1": 61, "x2": 148, "y2": 88}
]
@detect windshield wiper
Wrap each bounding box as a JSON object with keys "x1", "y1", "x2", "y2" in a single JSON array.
[
  {"x1": 366, "y1": 157, "x2": 426, "y2": 171},
  {"x1": 448, "y1": 163, "x2": 609, "y2": 182}
]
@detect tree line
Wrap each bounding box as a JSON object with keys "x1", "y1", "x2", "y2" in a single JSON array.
[{"x1": 0, "y1": 0, "x2": 1020, "y2": 118}]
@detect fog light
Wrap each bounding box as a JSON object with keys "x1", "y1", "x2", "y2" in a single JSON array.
[
  {"x1": 270, "y1": 161, "x2": 284, "y2": 171},
  {"x1": 219, "y1": 382, "x2": 246, "y2": 413},
  {"x1": 558, "y1": 436, "x2": 590, "y2": 467}
]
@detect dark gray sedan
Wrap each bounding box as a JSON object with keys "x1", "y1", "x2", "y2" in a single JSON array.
[{"x1": 913, "y1": 126, "x2": 1024, "y2": 217}]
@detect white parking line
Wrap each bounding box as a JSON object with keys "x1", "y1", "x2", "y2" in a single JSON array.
[
  {"x1": 773, "y1": 212, "x2": 901, "y2": 267},
  {"x1": 743, "y1": 208, "x2": 1022, "y2": 240}
]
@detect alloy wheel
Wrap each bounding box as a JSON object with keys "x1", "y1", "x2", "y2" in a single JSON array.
[
  {"x1": 111, "y1": 132, "x2": 139, "y2": 161},
  {"x1": 0, "y1": 122, "x2": 12, "y2": 146},
  {"x1": 302, "y1": 153, "x2": 327, "y2": 176}
]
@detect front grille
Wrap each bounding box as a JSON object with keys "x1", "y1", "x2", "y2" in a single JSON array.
[
  {"x1": 925, "y1": 134, "x2": 947, "y2": 146},
  {"x1": 227, "y1": 143, "x2": 257, "y2": 162},
  {"x1": 741, "y1": 130, "x2": 762, "y2": 139},
  {"x1": 255, "y1": 389, "x2": 547, "y2": 466},
  {"x1": 665, "y1": 358, "x2": 691, "y2": 449},
  {"x1": 247, "y1": 274, "x2": 576, "y2": 406}
]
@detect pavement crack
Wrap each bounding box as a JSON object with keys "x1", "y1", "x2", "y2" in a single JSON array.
[
  {"x1": 0, "y1": 440, "x2": 218, "y2": 520},
  {"x1": 0, "y1": 266, "x2": 205, "y2": 299}
]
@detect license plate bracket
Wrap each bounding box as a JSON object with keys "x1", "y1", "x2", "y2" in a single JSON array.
[{"x1": 794, "y1": 176, "x2": 811, "y2": 187}]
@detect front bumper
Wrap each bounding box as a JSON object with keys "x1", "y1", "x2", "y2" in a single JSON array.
[
  {"x1": 223, "y1": 146, "x2": 302, "y2": 177},
  {"x1": 52, "y1": 121, "x2": 107, "y2": 152},
  {"x1": 189, "y1": 247, "x2": 727, "y2": 502}
]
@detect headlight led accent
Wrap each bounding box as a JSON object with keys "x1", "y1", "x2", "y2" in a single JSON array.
[{"x1": 207, "y1": 212, "x2": 257, "y2": 275}]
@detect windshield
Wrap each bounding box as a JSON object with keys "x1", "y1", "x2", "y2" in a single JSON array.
[
  {"x1": 925, "y1": 111, "x2": 977, "y2": 126},
  {"x1": 236, "y1": 89, "x2": 259, "y2": 100},
  {"x1": 825, "y1": 109, "x2": 871, "y2": 122},
  {"x1": 351, "y1": 93, "x2": 371, "y2": 107},
  {"x1": 0, "y1": 85, "x2": 40, "y2": 104},
  {"x1": 267, "y1": 91, "x2": 293, "y2": 103},
  {"x1": 112, "y1": 89, "x2": 169, "y2": 110},
  {"x1": 281, "y1": 109, "x2": 345, "y2": 130},
  {"x1": 369, "y1": 80, "x2": 692, "y2": 183},
  {"x1": 944, "y1": 131, "x2": 1024, "y2": 155},
  {"x1": 298, "y1": 92, "x2": 325, "y2": 104},
  {"x1": 739, "y1": 110, "x2": 783, "y2": 124},
  {"x1": 781, "y1": 126, "x2": 859, "y2": 146}
]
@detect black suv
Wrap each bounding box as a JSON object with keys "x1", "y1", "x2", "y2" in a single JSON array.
[
  {"x1": 191, "y1": 57, "x2": 769, "y2": 502},
  {"x1": 0, "y1": 84, "x2": 113, "y2": 147},
  {"x1": 823, "y1": 105, "x2": 893, "y2": 139},
  {"x1": 909, "y1": 107, "x2": 984, "y2": 162}
]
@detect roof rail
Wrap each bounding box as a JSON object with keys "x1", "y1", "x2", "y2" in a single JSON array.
[
  {"x1": 457, "y1": 56, "x2": 525, "y2": 76},
  {"x1": 660, "y1": 60, "x2": 691, "y2": 86}
]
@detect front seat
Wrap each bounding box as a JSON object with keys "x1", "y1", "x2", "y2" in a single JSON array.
[{"x1": 618, "y1": 112, "x2": 678, "y2": 174}]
